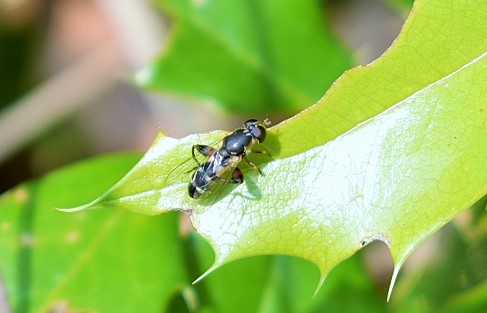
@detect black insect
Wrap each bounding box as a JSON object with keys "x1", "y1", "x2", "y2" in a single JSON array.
[{"x1": 188, "y1": 119, "x2": 268, "y2": 199}]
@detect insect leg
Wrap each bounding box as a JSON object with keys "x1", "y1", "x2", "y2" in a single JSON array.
[
  {"x1": 202, "y1": 167, "x2": 243, "y2": 202},
  {"x1": 185, "y1": 166, "x2": 198, "y2": 174},
  {"x1": 242, "y1": 156, "x2": 263, "y2": 175},
  {"x1": 250, "y1": 148, "x2": 271, "y2": 156},
  {"x1": 192, "y1": 145, "x2": 216, "y2": 165},
  {"x1": 228, "y1": 168, "x2": 244, "y2": 184},
  {"x1": 214, "y1": 167, "x2": 244, "y2": 184}
]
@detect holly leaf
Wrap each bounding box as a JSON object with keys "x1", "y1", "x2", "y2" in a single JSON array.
[
  {"x1": 63, "y1": 0, "x2": 487, "y2": 299},
  {"x1": 136, "y1": 0, "x2": 353, "y2": 113},
  {"x1": 269, "y1": 0, "x2": 487, "y2": 158},
  {"x1": 0, "y1": 155, "x2": 386, "y2": 312}
]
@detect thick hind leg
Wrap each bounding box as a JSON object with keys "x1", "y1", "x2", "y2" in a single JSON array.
[
  {"x1": 217, "y1": 167, "x2": 244, "y2": 184},
  {"x1": 228, "y1": 167, "x2": 244, "y2": 184},
  {"x1": 192, "y1": 144, "x2": 216, "y2": 165},
  {"x1": 242, "y1": 156, "x2": 264, "y2": 175},
  {"x1": 244, "y1": 148, "x2": 272, "y2": 175}
]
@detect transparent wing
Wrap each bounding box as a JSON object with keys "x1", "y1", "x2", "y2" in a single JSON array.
[
  {"x1": 195, "y1": 161, "x2": 244, "y2": 203},
  {"x1": 163, "y1": 156, "x2": 194, "y2": 187},
  {"x1": 163, "y1": 139, "x2": 222, "y2": 189}
]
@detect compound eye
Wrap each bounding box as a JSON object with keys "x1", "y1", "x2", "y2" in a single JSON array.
[
  {"x1": 250, "y1": 125, "x2": 266, "y2": 142},
  {"x1": 244, "y1": 119, "x2": 258, "y2": 128}
]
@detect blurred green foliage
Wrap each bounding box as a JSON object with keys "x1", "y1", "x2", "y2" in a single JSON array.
[
  {"x1": 0, "y1": 27, "x2": 32, "y2": 109},
  {"x1": 2, "y1": 0, "x2": 487, "y2": 312},
  {"x1": 137, "y1": 0, "x2": 354, "y2": 114}
]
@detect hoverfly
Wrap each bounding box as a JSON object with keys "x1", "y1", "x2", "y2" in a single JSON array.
[{"x1": 188, "y1": 119, "x2": 269, "y2": 199}]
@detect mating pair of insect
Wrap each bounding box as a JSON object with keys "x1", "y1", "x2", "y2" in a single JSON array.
[{"x1": 181, "y1": 119, "x2": 270, "y2": 199}]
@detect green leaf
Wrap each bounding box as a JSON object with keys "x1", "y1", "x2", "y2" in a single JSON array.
[
  {"x1": 0, "y1": 154, "x2": 190, "y2": 312},
  {"x1": 269, "y1": 0, "x2": 487, "y2": 158},
  {"x1": 0, "y1": 154, "x2": 387, "y2": 312},
  {"x1": 65, "y1": 0, "x2": 487, "y2": 300},
  {"x1": 137, "y1": 0, "x2": 353, "y2": 113},
  {"x1": 67, "y1": 50, "x2": 487, "y2": 297}
]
